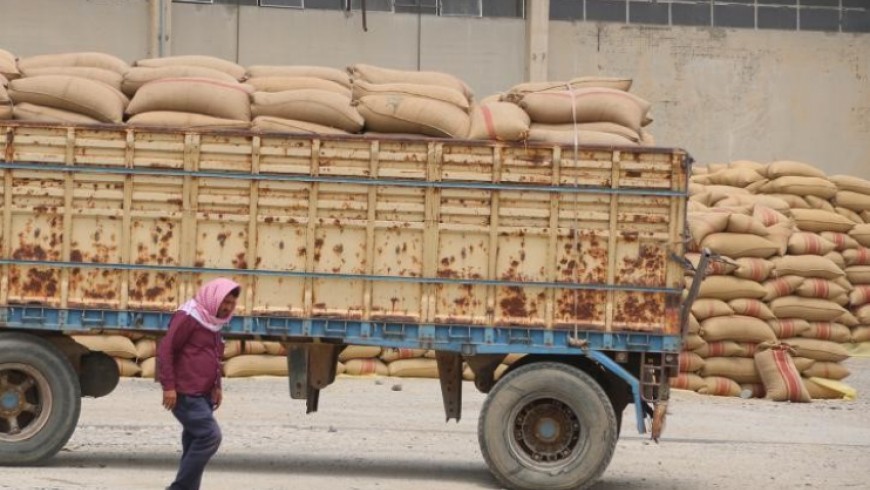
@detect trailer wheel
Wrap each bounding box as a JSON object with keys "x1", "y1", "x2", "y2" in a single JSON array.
[
  {"x1": 0, "y1": 332, "x2": 81, "y2": 465},
  {"x1": 478, "y1": 362, "x2": 618, "y2": 490}
]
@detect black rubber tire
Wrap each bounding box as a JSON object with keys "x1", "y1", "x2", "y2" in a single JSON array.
[
  {"x1": 478, "y1": 362, "x2": 618, "y2": 490},
  {"x1": 0, "y1": 332, "x2": 82, "y2": 466}
]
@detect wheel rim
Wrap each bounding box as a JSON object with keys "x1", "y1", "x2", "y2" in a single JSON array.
[
  {"x1": 0, "y1": 363, "x2": 53, "y2": 443},
  {"x1": 510, "y1": 397, "x2": 582, "y2": 466}
]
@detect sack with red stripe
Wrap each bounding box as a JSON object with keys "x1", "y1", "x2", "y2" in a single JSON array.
[
  {"x1": 767, "y1": 318, "x2": 811, "y2": 339},
  {"x1": 752, "y1": 205, "x2": 791, "y2": 227},
  {"x1": 467, "y1": 102, "x2": 530, "y2": 141},
  {"x1": 799, "y1": 322, "x2": 852, "y2": 343},
  {"x1": 728, "y1": 298, "x2": 775, "y2": 319},
  {"x1": 698, "y1": 376, "x2": 742, "y2": 397},
  {"x1": 691, "y1": 298, "x2": 735, "y2": 320},
  {"x1": 802, "y1": 361, "x2": 850, "y2": 380},
  {"x1": 848, "y1": 285, "x2": 870, "y2": 306},
  {"x1": 678, "y1": 351, "x2": 705, "y2": 373},
  {"x1": 733, "y1": 257, "x2": 774, "y2": 282},
  {"x1": 669, "y1": 373, "x2": 705, "y2": 391},
  {"x1": 819, "y1": 232, "x2": 859, "y2": 252},
  {"x1": 795, "y1": 278, "x2": 848, "y2": 300},
  {"x1": 787, "y1": 232, "x2": 836, "y2": 256},
  {"x1": 842, "y1": 248, "x2": 870, "y2": 266},
  {"x1": 852, "y1": 326, "x2": 870, "y2": 343},
  {"x1": 762, "y1": 275, "x2": 804, "y2": 301},
  {"x1": 754, "y1": 342, "x2": 811, "y2": 402},
  {"x1": 693, "y1": 341, "x2": 745, "y2": 358}
]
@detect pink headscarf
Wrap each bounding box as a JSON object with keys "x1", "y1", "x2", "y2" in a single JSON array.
[{"x1": 178, "y1": 278, "x2": 241, "y2": 332}]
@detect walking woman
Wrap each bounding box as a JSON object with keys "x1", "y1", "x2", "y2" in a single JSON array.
[{"x1": 157, "y1": 278, "x2": 240, "y2": 490}]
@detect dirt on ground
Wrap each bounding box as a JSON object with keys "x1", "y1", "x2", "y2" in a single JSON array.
[{"x1": 3, "y1": 359, "x2": 869, "y2": 490}]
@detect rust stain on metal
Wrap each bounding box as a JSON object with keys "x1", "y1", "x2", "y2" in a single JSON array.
[
  {"x1": 615, "y1": 292, "x2": 664, "y2": 327},
  {"x1": 618, "y1": 243, "x2": 664, "y2": 287},
  {"x1": 233, "y1": 252, "x2": 247, "y2": 269},
  {"x1": 217, "y1": 233, "x2": 229, "y2": 247},
  {"x1": 333, "y1": 244, "x2": 343, "y2": 255}
]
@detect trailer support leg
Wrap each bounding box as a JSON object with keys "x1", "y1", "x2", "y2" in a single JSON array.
[
  {"x1": 286, "y1": 343, "x2": 343, "y2": 414},
  {"x1": 435, "y1": 352, "x2": 463, "y2": 422}
]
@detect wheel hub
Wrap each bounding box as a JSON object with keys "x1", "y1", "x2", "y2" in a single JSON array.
[
  {"x1": 513, "y1": 398, "x2": 581, "y2": 463},
  {"x1": 0, "y1": 364, "x2": 50, "y2": 441},
  {"x1": 0, "y1": 390, "x2": 21, "y2": 414}
]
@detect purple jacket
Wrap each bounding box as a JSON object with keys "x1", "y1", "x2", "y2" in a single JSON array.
[{"x1": 157, "y1": 311, "x2": 223, "y2": 396}]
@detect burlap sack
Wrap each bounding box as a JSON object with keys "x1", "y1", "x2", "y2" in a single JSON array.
[
  {"x1": 379, "y1": 348, "x2": 427, "y2": 362},
  {"x1": 733, "y1": 258, "x2": 775, "y2": 282},
  {"x1": 782, "y1": 338, "x2": 850, "y2": 362},
  {"x1": 252, "y1": 89, "x2": 362, "y2": 132},
  {"x1": 518, "y1": 88, "x2": 650, "y2": 130},
  {"x1": 839, "y1": 310, "x2": 860, "y2": 327},
  {"x1": 803, "y1": 378, "x2": 847, "y2": 399},
  {"x1": 752, "y1": 205, "x2": 792, "y2": 227},
  {"x1": 348, "y1": 63, "x2": 471, "y2": 99},
  {"x1": 801, "y1": 363, "x2": 849, "y2": 382},
  {"x1": 698, "y1": 376, "x2": 742, "y2": 397},
  {"x1": 847, "y1": 265, "x2": 870, "y2": 284},
  {"x1": 836, "y1": 207, "x2": 865, "y2": 224},
  {"x1": 137, "y1": 55, "x2": 245, "y2": 80},
  {"x1": 760, "y1": 176, "x2": 837, "y2": 199},
  {"x1": 223, "y1": 340, "x2": 242, "y2": 359},
  {"x1": 753, "y1": 343, "x2": 810, "y2": 402},
  {"x1": 356, "y1": 94, "x2": 470, "y2": 138},
  {"x1": 505, "y1": 77, "x2": 632, "y2": 101},
  {"x1": 824, "y1": 251, "x2": 846, "y2": 271},
  {"x1": 794, "y1": 278, "x2": 847, "y2": 300},
  {"x1": 848, "y1": 224, "x2": 870, "y2": 247},
  {"x1": 787, "y1": 233, "x2": 836, "y2": 256},
  {"x1": 695, "y1": 276, "x2": 768, "y2": 300},
  {"x1": 687, "y1": 212, "x2": 730, "y2": 244},
  {"x1": 135, "y1": 338, "x2": 157, "y2": 360},
  {"x1": 842, "y1": 249, "x2": 870, "y2": 266},
  {"x1": 766, "y1": 193, "x2": 810, "y2": 209},
  {"x1": 700, "y1": 357, "x2": 760, "y2": 384},
  {"x1": 242, "y1": 341, "x2": 268, "y2": 355},
  {"x1": 700, "y1": 233, "x2": 779, "y2": 259},
  {"x1": 669, "y1": 373, "x2": 705, "y2": 391},
  {"x1": 352, "y1": 79, "x2": 469, "y2": 109},
  {"x1": 527, "y1": 128, "x2": 636, "y2": 146},
  {"x1": 249, "y1": 65, "x2": 351, "y2": 88},
  {"x1": 115, "y1": 358, "x2": 142, "y2": 377},
  {"x1": 729, "y1": 160, "x2": 766, "y2": 173},
  {"x1": 704, "y1": 184, "x2": 750, "y2": 203},
  {"x1": 819, "y1": 232, "x2": 859, "y2": 251},
  {"x1": 245, "y1": 76, "x2": 351, "y2": 97},
  {"x1": 678, "y1": 351, "x2": 705, "y2": 373},
  {"x1": 762, "y1": 275, "x2": 804, "y2": 301},
  {"x1": 122, "y1": 65, "x2": 238, "y2": 96},
  {"x1": 851, "y1": 326, "x2": 870, "y2": 342},
  {"x1": 683, "y1": 333, "x2": 707, "y2": 351},
  {"x1": 830, "y1": 174, "x2": 870, "y2": 194},
  {"x1": 0, "y1": 48, "x2": 19, "y2": 79},
  {"x1": 690, "y1": 299, "x2": 734, "y2": 320},
  {"x1": 223, "y1": 355, "x2": 288, "y2": 377},
  {"x1": 707, "y1": 168, "x2": 765, "y2": 187},
  {"x1": 387, "y1": 358, "x2": 439, "y2": 378},
  {"x1": 127, "y1": 78, "x2": 252, "y2": 121},
  {"x1": 728, "y1": 299, "x2": 775, "y2": 320},
  {"x1": 791, "y1": 209, "x2": 856, "y2": 233},
  {"x1": 343, "y1": 358, "x2": 389, "y2": 376},
  {"x1": 72, "y1": 335, "x2": 138, "y2": 359},
  {"x1": 685, "y1": 253, "x2": 738, "y2": 276},
  {"x1": 252, "y1": 116, "x2": 349, "y2": 134},
  {"x1": 140, "y1": 357, "x2": 156, "y2": 379},
  {"x1": 693, "y1": 341, "x2": 745, "y2": 358},
  {"x1": 766, "y1": 160, "x2": 826, "y2": 179},
  {"x1": 467, "y1": 102, "x2": 530, "y2": 141},
  {"x1": 18, "y1": 52, "x2": 129, "y2": 74},
  {"x1": 805, "y1": 195, "x2": 836, "y2": 213},
  {"x1": 128, "y1": 111, "x2": 250, "y2": 129},
  {"x1": 726, "y1": 214, "x2": 768, "y2": 236},
  {"x1": 22, "y1": 66, "x2": 123, "y2": 91},
  {"x1": 849, "y1": 285, "x2": 870, "y2": 306},
  {"x1": 688, "y1": 314, "x2": 701, "y2": 335},
  {"x1": 700, "y1": 315, "x2": 776, "y2": 343},
  {"x1": 263, "y1": 342, "x2": 286, "y2": 356},
  {"x1": 770, "y1": 296, "x2": 847, "y2": 322},
  {"x1": 767, "y1": 319, "x2": 811, "y2": 339},
  {"x1": 772, "y1": 255, "x2": 844, "y2": 280},
  {"x1": 856, "y1": 304, "x2": 870, "y2": 324},
  {"x1": 9, "y1": 75, "x2": 125, "y2": 123},
  {"x1": 799, "y1": 322, "x2": 851, "y2": 343},
  {"x1": 530, "y1": 122, "x2": 641, "y2": 142}
]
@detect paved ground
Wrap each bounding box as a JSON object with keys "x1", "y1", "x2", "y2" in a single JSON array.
[{"x1": 3, "y1": 359, "x2": 869, "y2": 490}]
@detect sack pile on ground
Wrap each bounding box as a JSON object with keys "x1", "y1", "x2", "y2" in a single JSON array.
[
  {"x1": 676, "y1": 160, "x2": 865, "y2": 401},
  {"x1": 2, "y1": 48, "x2": 653, "y2": 145}
]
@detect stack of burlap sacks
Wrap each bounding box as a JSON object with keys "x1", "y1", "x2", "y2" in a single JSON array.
[
  {"x1": 68, "y1": 333, "x2": 520, "y2": 382},
  {"x1": 675, "y1": 159, "x2": 869, "y2": 401},
  {"x1": 1, "y1": 48, "x2": 654, "y2": 144}
]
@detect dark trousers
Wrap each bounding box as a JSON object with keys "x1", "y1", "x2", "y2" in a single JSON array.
[{"x1": 169, "y1": 394, "x2": 222, "y2": 490}]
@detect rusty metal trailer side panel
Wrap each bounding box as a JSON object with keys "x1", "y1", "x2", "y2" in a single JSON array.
[{"x1": 0, "y1": 124, "x2": 687, "y2": 335}]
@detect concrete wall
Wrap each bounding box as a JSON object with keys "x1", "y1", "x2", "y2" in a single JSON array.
[
  {"x1": 548, "y1": 22, "x2": 870, "y2": 177},
  {"x1": 0, "y1": 1, "x2": 867, "y2": 176}
]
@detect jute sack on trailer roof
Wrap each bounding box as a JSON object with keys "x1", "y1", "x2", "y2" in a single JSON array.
[
  {"x1": 348, "y1": 63, "x2": 472, "y2": 100},
  {"x1": 356, "y1": 94, "x2": 470, "y2": 138},
  {"x1": 18, "y1": 52, "x2": 129, "y2": 74},
  {"x1": 706, "y1": 168, "x2": 766, "y2": 188},
  {"x1": 122, "y1": 65, "x2": 239, "y2": 96},
  {"x1": 766, "y1": 160, "x2": 827, "y2": 179},
  {"x1": 137, "y1": 55, "x2": 245, "y2": 80},
  {"x1": 526, "y1": 127, "x2": 637, "y2": 146},
  {"x1": 252, "y1": 116, "x2": 349, "y2": 135},
  {"x1": 503, "y1": 77, "x2": 633, "y2": 102},
  {"x1": 467, "y1": 102, "x2": 530, "y2": 141},
  {"x1": 245, "y1": 76, "x2": 351, "y2": 97},
  {"x1": 252, "y1": 89, "x2": 363, "y2": 133},
  {"x1": 247, "y1": 65, "x2": 351, "y2": 88},
  {"x1": 9, "y1": 75, "x2": 125, "y2": 123},
  {"x1": 128, "y1": 111, "x2": 250, "y2": 130},
  {"x1": 127, "y1": 78, "x2": 253, "y2": 121},
  {"x1": 0, "y1": 48, "x2": 20, "y2": 79},
  {"x1": 753, "y1": 342, "x2": 810, "y2": 402},
  {"x1": 12, "y1": 102, "x2": 101, "y2": 124},
  {"x1": 530, "y1": 122, "x2": 641, "y2": 142},
  {"x1": 352, "y1": 79, "x2": 469, "y2": 110},
  {"x1": 518, "y1": 88, "x2": 650, "y2": 131},
  {"x1": 21, "y1": 66, "x2": 124, "y2": 91},
  {"x1": 830, "y1": 174, "x2": 870, "y2": 195}
]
